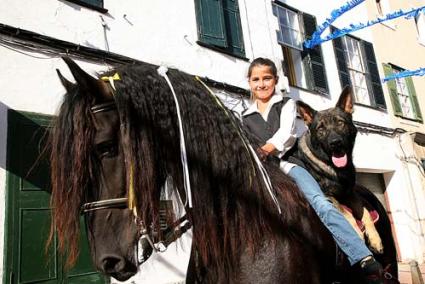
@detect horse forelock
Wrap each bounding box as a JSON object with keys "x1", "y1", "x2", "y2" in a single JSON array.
[{"x1": 49, "y1": 85, "x2": 97, "y2": 268}]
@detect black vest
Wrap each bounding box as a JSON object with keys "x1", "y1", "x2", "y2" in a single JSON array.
[{"x1": 242, "y1": 97, "x2": 290, "y2": 145}]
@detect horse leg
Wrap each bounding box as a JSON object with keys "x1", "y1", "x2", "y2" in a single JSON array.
[{"x1": 361, "y1": 207, "x2": 384, "y2": 254}]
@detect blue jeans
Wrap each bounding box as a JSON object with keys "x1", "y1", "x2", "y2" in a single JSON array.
[{"x1": 288, "y1": 166, "x2": 371, "y2": 265}]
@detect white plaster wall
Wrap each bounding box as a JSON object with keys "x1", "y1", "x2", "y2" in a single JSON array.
[
  {"x1": 1, "y1": 0, "x2": 420, "y2": 277},
  {"x1": 386, "y1": 133, "x2": 425, "y2": 263},
  {"x1": 0, "y1": 45, "x2": 110, "y2": 114},
  {"x1": 354, "y1": 132, "x2": 398, "y2": 172}
]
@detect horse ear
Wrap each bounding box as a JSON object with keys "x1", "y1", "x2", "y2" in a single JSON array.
[
  {"x1": 61, "y1": 57, "x2": 112, "y2": 100},
  {"x1": 336, "y1": 86, "x2": 354, "y2": 114},
  {"x1": 296, "y1": 100, "x2": 316, "y2": 125},
  {"x1": 56, "y1": 69, "x2": 75, "y2": 91}
]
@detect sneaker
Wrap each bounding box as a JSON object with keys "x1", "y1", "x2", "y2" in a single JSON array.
[{"x1": 360, "y1": 256, "x2": 384, "y2": 284}]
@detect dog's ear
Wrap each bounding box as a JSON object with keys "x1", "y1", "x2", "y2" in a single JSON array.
[
  {"x1": 297, "y1": 100, "x2": 316, "y2": 125},
  {"x1": 336, "y1": 86, "x2": 354, "y2": 114}
]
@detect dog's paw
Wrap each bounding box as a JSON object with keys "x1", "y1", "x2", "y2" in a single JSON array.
[{"x1": 369, "y1": 241, "x2": 384, "y2": 254}]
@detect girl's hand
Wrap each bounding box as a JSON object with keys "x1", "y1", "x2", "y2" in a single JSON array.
[{"x1": 261, "y1": 143, "x2": 276, "y2": 155}]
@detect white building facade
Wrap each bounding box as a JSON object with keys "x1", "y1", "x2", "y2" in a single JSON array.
[{"x1": 1, "y1": 0, "x2": 424, "y2": 283}]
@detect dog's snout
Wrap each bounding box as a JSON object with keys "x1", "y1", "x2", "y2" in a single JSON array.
[{"x1": 328, "y1": 135, "x2": 343, "y2": 149}]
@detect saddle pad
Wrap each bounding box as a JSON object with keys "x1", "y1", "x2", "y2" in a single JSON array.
[{"x1": 340, "y1": 205, "x2": 379, "y2": 232}]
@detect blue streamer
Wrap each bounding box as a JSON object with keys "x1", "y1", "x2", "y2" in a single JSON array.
[
  {"x1": 383, "y1": 67, "x2": 425, "y2": 82},
  {"x1": 305, "y1": 0, "x2": 365, "y2": 49},
  {"x1": 304, "y1": 4, "x2": 425, "y2": 49},
  {"x1": 303, "y1": 2, "x2": 425, "y2": 81}
]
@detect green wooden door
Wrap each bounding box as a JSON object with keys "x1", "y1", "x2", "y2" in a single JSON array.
[{"x1": 4, "y1": 110, "x2": 107, "y2": 284}]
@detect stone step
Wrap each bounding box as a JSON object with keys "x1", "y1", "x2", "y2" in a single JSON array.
[{"x1": 398, "y1": 262, "x2": 425, "y2": 284}]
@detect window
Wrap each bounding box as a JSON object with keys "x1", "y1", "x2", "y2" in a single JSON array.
[
  {"x1": 275, "y1": 6, "x2": 303, "y2": 50},
  {"x1": 415, "y1": 12, "x2": 425, "y2": 45},
  {"x1": 273, "y1": 4, "x2": 328, "y2": 94},
  {"x1": 332, "y1": 28, "x2": 386, "y2": 109},
  {"x1": 342, "y1": 36, "x2": 370, "y2": 105},
  {"x1": 383, "y1": 63, "x2": 423, "y2": 121},
  {"x1": 65, "y1": 0, "x2": 106, "y2": 13},
  {"x1": 195, "y1": 0, "x2": 245, "y2": 58}
]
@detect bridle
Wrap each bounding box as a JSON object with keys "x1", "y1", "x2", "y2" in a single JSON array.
[{"x1": 80, "y1": 100, "x2": 192, "y2": 265}]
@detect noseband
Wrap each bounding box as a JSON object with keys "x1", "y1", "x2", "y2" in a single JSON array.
[{"x1": 81, "y1": 100, "x2": 192, "y2": 265}]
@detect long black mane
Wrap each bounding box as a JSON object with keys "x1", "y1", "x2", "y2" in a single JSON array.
[{"x1": 50, "y1": 61, "x2": 316, "y2": 279}]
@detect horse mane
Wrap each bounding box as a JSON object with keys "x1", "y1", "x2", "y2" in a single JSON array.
[
  {"x1": 49, "y1": 62, "x2": 311, "y2": 278},
  {"x1": 48, "y1": 83, "x2": 97, "y2": 267}
]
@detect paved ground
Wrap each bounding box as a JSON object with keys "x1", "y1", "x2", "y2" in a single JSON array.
[{"x1": 398, "y1": 262, "x2": 425, "y2": 284}]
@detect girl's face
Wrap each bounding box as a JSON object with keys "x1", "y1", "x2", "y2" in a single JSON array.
[{"x1": 248, "y1": 65, "x2": 278, "y2": 102}]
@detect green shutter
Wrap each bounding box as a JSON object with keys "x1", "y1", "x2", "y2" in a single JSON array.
[
  {"x1": 4, "y1": 111, "x2": 106, "y2": 284},
  {"x1": 302, "y1": 13, "x2": 328, "y2": 93},
  {"x1": 405, "y1": 77, "x2": 423, "y2": 121},
  {"x1": 383, "y1": 63, "x2": 403, "y2": 116},
  {"x1": 331, "y1": 27, "x2": 351, "y2": 89},
  {"x1": 222, "y1": 0, "x2": 245, "y2": 56},
  {"x1": 361, "y1": 41, "x2": 386, "y2": 109},
  {"x1": 81, "y1": 0, "x2": 103, "y2": 7},
  {"x1": 195, "y1": 0, "x2": 227, "y2": 48}
]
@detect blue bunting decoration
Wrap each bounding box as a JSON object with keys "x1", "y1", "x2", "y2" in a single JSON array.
[
  {"x1": 305, "y1": 5, "x2": 425, "y2": 49},
  {"x1": 303, "y1": 1, "x2": 425, "y2": 81},
  {"x1": 383, "y1": 67, "x2": 425, "y2": 82},
  {"x1": 304, "y1": 0, "x2": 365, "y2": 49}
]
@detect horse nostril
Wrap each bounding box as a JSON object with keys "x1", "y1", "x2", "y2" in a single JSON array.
[{"x1": 101, "y1": 255, "x2": 126, "y2": 274}]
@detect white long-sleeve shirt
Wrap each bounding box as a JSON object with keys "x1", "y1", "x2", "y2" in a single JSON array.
[{"x1": 243, "y1": 93, "x2": 307, "y2": 173}]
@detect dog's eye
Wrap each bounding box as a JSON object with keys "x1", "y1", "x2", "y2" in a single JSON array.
[
  {"x1": 316, "y1": 126, "x2": 325, "y2": 136},
  {"x1": 337, "y1": 120, "x2": 345, "y2": 127}
]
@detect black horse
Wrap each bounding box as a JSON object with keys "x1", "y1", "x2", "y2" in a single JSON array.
[{"x1": 48, "y1": 57, "x2": 398, "y2": 283}]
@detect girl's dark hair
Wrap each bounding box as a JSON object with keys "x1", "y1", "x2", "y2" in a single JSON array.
[{"x1": 247, "y1": 57, "x2": 278, "y2": 78}]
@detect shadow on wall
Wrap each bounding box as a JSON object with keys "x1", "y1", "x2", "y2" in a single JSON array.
[{"x1": 0, "y1": 101, "x2": 52, "y2": 193}]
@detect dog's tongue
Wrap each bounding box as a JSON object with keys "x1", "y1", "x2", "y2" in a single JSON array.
[{"x1": 332, "y1": 154, "x2": 347, "y2": 168}]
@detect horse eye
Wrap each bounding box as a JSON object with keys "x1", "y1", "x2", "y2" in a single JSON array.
[{"x1": 96, "y1": 141, "x2": 118, "y2": 158}]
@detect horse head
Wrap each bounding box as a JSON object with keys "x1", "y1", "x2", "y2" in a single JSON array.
[{"x1": 51, "y1": 58, "x2": 139, "y2": 281}]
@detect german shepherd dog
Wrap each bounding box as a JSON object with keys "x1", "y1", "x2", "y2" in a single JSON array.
[{"x1": 296, "y1": 87, "x2": 399, "y2": 278}]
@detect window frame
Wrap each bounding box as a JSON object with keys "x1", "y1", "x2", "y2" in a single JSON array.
[
  {"x1": 332, "y1": 28, "x2": 386, "y2": 110},
  {"x1": 274, "y1": 4, "x2": 304, "y2": 51},
  {"x1": 274, "y1": 2, "x2": 329, "y2": 95},
  {"x1": 383, "y1": 63, "x2": 423, "y2": 122},
  {"x1": 342, "y1": 36, "x2": 371, "y2": 105},
  {"x1": 65, "y1": 0, "x2": 107, "y2": 13}
]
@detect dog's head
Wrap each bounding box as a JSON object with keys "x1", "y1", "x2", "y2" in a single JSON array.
[{"x1": 297, "y1": 86, "x2": 358, "y2": 169}]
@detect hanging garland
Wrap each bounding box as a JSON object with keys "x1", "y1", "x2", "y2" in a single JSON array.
[
  {"x1": 383, "y1": 67, "x2": 425, "y2": 82},
  {"x1": 303, "y1": 0, "x2": 365, "y2": 49},
  {"x1": 303, "y1": 1, "x2": 425, "y2": 81}
]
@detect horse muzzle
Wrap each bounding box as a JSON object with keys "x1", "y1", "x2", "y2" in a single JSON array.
[{"x1": 100, "y1": 253, "x2": 138, "y2": 281}]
